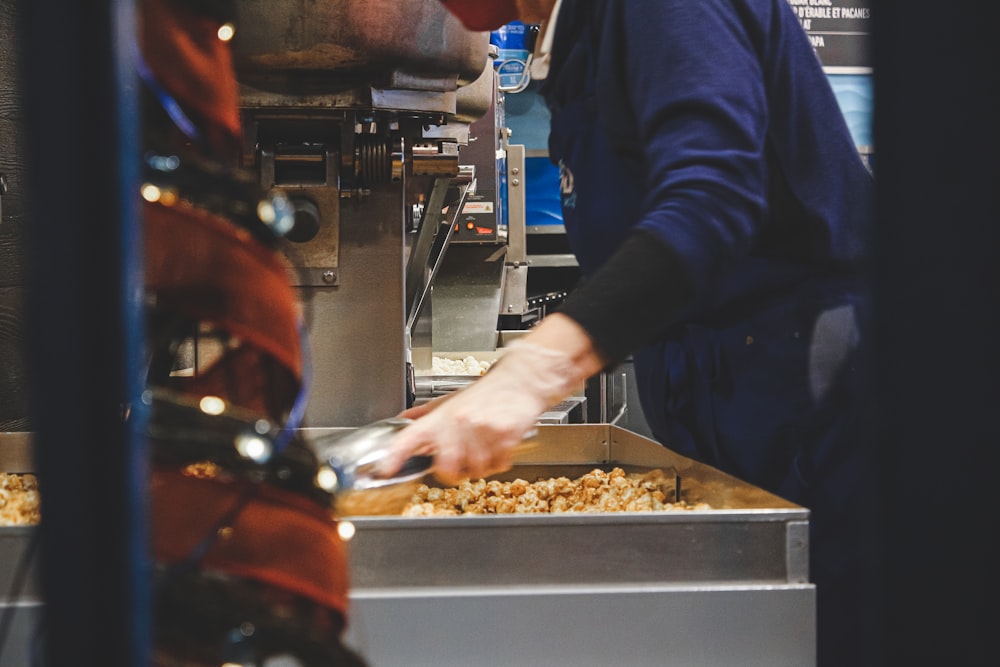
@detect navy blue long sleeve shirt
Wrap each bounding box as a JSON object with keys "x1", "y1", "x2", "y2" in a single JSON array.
[{"x1": 546, "y1": 0, "x2": 874, "y2": 363}]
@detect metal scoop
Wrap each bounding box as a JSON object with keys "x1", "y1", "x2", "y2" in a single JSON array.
[
  {"x1": 310, "y1": 416, "x2": 538, "y2": 516},
  {"x1": 313, "y1": 418, "x2": 429, "y2": 489},
  {"x1": 310, "y1": 417, "x2": 433, "y2": 516}
]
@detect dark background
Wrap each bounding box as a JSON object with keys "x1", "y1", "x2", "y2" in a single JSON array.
[
  {"x1": 872, "y1": 1, "x2": 998, "y2": 663},
  {"x1": 0, "y1": 1, "x2": 29, "y2": 432}
]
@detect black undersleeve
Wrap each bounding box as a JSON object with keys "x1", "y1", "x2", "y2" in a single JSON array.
[{"x1": 555, "y1": 229, "x2": 695, "y2": 367}]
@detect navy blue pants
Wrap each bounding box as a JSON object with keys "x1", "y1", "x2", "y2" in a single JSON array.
[{"x1": 635, "y1": 275, "x2": 884, "y2": 666}]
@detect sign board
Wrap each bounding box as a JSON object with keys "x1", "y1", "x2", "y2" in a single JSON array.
[{"x1": 785, "y1": 0, "x2": 873, "y2": 71}]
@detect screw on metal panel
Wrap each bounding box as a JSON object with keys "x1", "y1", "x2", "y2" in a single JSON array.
[{"x1": 322, "y1": 270, "x2": 337, "y2": 284}]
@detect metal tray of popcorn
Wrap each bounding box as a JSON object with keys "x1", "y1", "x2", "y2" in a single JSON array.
[
  {"x1": 342, "y1": 424, "x2": 809, "y2": 589},
  {"x1": 341, "y1": 424, "x2": 815, "y2": 666}
]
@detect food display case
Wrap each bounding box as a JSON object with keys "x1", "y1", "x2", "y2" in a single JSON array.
[{"x1": 332, "y1": 424, "x2": 815, "y2": 666}]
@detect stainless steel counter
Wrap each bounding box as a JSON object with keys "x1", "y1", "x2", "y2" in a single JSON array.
[
  {"x1": 0, "y1": 426, "x2": 817, "y2": 666},
  {"x1": 338, "y1": 424, "x2": 816, "y2": 666}
]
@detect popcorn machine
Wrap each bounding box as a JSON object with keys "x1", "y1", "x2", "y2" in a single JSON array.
[{"x1": 231, "y1": 0, "x2": 539, "y2": 427}]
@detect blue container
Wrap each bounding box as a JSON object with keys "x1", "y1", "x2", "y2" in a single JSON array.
[{"x1": 491, "y1": 22, "x2": 532, "y2": 90}]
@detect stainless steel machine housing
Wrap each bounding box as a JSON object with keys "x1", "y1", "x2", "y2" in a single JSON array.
[{"x1": 232, "y1": 0, "x2": 497, "y2": 427}]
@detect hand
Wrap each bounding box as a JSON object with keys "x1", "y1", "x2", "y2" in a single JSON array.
[{"x1": 383, "y1": 338, "x2": 586, "y2": 485}]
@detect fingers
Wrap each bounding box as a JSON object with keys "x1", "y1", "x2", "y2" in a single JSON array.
[
  {"x1": 419, "y1": 412, "x2": 476, "y2": 484},
  {"x1": 384, "y1": 396, "x2": 456, "y2": 474},
  {"x1": 383, "y1": 410, "x2": 521, "y2": 486},
  {"x1": 377, "y1": 422, "x2": 428, "y2": 478},
  {"x1": 427, "y1": 421, "x2": 523, "y2": 485}
]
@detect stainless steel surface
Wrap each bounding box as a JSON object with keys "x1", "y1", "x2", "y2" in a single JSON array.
[
  {"x1": 405, "y1": 180, "x2": 471, "y2": 334},
  {"x1": 426, "y1": 72, "x2": 511, "y2": 353},
  {"x1": 0, "y1": 600, "x2": 41, "y2": 667},
  {"x1": 347, "y1": 510, "x2": 805, "y2": 588},
  {"x1": 0, "y1": 431, "x2": 33, "y2": 472},
  {"x1": 340, "y1": 424, "x2": 815, "y2": 666},
  {"x1": 405, "y1": 177, "x2": 455, "y2": 327},
  {"x1": 537, "y1": 395, "x2": 587, "y2": 424},
  {"x1": 234, "y1": 3, "x2": 527, "y2": 425},
  {"x1": 344, "y1": 424, "x2": 808, "y2": 586},
  {"x1": 0, "y1": 428, "x2": 815, "y2": 664},
  {"x1": 0, "y1": 526, "x2": 38, "y2": 597},
  {"x1": 311, "y1": 419, "x2": 429, "y2": 495},
  {"x1": 431, "y1": 245, "x2": 507, "y2": 351},
  {"x1": 504, "y1": 143, "x2": 528, "y2": 264},
  {"x1": 526, "y1": 252, "x2": 578, "y2": 267},
  {"x1": 498, "y1": 144, "x2": 531, "y2": 317},
  {"x1": 296, "y1": 188, "x2": 409, "y2": 427},
  {"x1": 310, "y1": 417, "x2": 431, "y2": 517},
  {"x1": 235, "y1": 0, "x2": 496, "y2": 428},
  {"x1": 232, "y1": 0, "x2": 489, "y2": 94},
  {"x1": 616, "y1": 357, "x2": 656, "y2": 438},
  {"x1": 413, "y1": 375, "x2": 477, "y2": 398},
  {"x1": 238, "y1": 82, "x2": 464, "y2": 116},
  {"x1": 259, "y1": 142, "x2": 342, "y2": 287},
  {"x1": 0, "y1": 524, "x2": 40, "y2": 667},
  {"x1": 346, "y1": 586, "x2": 816, "y2": 667},
  {"x1": 499, "y1": 263, "x2": 529, "y2": 317}
]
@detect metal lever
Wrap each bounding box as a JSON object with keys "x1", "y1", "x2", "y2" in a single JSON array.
[{"x1": 404, "y1": 178, "x2": 471, "y2": 334}]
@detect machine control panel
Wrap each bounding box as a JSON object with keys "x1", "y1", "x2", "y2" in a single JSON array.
[{"x1": 450, "y1": 190, "x2": 505, "y2": 243}]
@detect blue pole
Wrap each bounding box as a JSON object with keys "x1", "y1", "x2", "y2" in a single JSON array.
[{"x1": 21, "y1": 0, "x2": 150, "y2": 664}]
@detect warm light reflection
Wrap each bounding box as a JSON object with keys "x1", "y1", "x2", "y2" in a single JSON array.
[
  {"x1": 199, "y1": 395, "x2": 226, "y2": 415},
  {"x1": 315, "y1": 467, "x2": 339, "y2": 493},
  {"x1": 257, "y1": 199, "x2": 275, "y2": 224},
  {"x1": 235, "y1": 433, "x2": 271, "y2": 463},
  {"x1": 337, "y1": 521, "x2": 356, "y2": 541},
  {"x1": 217, "y1": 23, "x2": 235, "y2": 42},
  {"x1": 140, "y1": 183, "x2": 161, "y2": 202}
]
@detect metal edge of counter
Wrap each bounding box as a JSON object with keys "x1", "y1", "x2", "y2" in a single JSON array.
[{"x1": 0, "y1": 432, "x2": 34, "y2": 473}]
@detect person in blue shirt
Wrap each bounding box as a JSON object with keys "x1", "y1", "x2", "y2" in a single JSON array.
[{"x1": 390, "y1": 2, "x2": 882, "y2": 663}]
